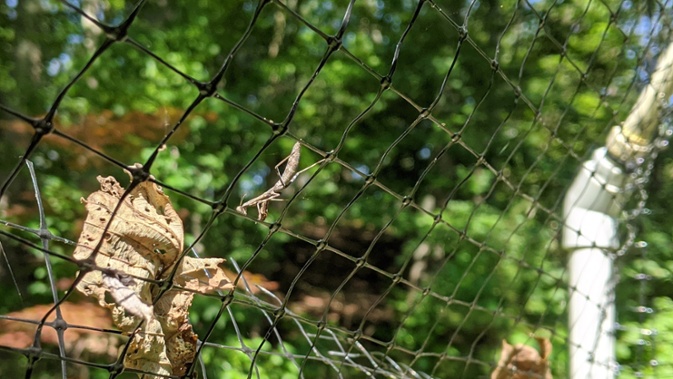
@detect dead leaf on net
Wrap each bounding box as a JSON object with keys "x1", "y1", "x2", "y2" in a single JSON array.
[
  {"x1": 491, "y1": 337, "x2": 553, "y2": 379},
  {"x1": 175, "y1": 257, "x2": 233, "y2": 293},
  {"x1": 154, "y1": 256, "x2": 234, "y2": 373},
  {"x1": 73, "y1": 172, "x2": 233, "y2": 378}
]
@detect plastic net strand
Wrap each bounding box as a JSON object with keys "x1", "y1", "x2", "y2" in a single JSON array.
[{"x1": 1, "y1": 1, "x2": 673, "y2": 378}]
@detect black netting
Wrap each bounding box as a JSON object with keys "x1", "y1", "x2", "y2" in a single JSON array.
[{"x1": 1, "y1": 1, "x2": 673, "y2": 378}]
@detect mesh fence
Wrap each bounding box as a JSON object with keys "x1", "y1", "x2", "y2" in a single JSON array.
[{"x1": 1, "y1": 0, "x2": 673, "y2": 378}]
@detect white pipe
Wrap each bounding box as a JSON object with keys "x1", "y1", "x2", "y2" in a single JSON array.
[
  {"x1": 564, "y1": 41, "x2": 673, "y2": 379},
  {"x1": 563, "y1": 147, "x2": 626, "y2": 379}
]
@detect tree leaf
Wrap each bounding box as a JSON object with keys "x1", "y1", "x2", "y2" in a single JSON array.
[{"x1": 73, "y1": 173, "x2": 232, "y2": 377}]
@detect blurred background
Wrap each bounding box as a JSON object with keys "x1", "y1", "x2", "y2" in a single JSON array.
[{"x1": 1, "y1": 0, "x2": 673, "y2": 377}]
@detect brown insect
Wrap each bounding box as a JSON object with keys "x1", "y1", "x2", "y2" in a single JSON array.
[{"x1": 237, "y1": 142, "x2": 311, "y2": 221}]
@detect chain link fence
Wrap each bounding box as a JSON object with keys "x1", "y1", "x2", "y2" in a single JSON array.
[{"x1": 1, "y1": 0, "x2": 673, "y2": 378}]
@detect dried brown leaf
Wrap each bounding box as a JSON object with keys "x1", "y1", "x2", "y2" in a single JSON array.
[
  {"x1": 222, "y1": 267, "x2": 279, "y2": 294},
  {"x1": 153, "y1": 257, "x2": 233, "y2": 375},
  {"x1": 72, "y1": 174, "x2": 232, "y2": 378},
  {"x1": 73, "y1": 175, "x2": 183, "y2": 325},
  {"x1": 491, "y1": 338, "x2": 553, "y2": 379},
  {"x1": 174, "y1": 257, "x2": 234, "y2": 294},
  {"x1": 0, "y1": 302, "x2": 117, "y2": 358}
]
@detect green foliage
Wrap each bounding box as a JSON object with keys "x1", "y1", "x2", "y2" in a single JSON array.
[
  {"x1": 200, "y1": 336, "x2": 301, "y2": 379},
  {"x1": 1, "y1": 0, "x2": 672, "y2": 378}
]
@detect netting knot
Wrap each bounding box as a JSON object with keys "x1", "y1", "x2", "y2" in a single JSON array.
[
  {"x1": 271, "y1": 122, "x2": 288, "y2": 135},
  {"x1": 104, "y1": 26, "x2": 129, "y2": 42},
  {"x1": 36, "y1": 228, "x2": 54, "y2": 241},
  {"x1": 154, "y1": 277, "x2": 173, "y2": 295},
  {"x1": 33, "y1": 118, "x2": 54, "y2": 136},
  {"x1": 326, "y1": 36, "x2": 342, "y2": 52},
  {"x1": 273, "y1": 307, "x2": 286, "y2": 319},
  {"x1": 108, "y1": 361, "x2": 125, "y2": 376},
  {"x1": 458, "y1": 25, "x2": 468, "y2": 40},
  {"x1": 268, "y1": 222, "x2": 282, "y2": 233},
  {"x1": 323, "y1": 150, "x2": 336, "y2": 162},
  {"x1": 219, "y1": 292, "x2": 235, "y2": 304},
  {"x1": 24, "y1": 345, "x2": 42, "y2": 362},
  {"x1": 197, "y1": 81, "x2": 217, "y2": 97},
  {"x1": 51, "y1": 318, "x2": 68, "y2": 332},
  {"x1": 126, "y1": 163, "x2": 151, "y2": 183},
  {"x1": 212, "y1": 201, "x2": 226, "y2": 215},
  {"x1": 380, "y1": 76, "x2": 392, "y2": 90},
  {"x1": 78, "y1": 257, "x2": 97, "y2": 273},
  {"x1": 364, "y1": 174, "x2": 376, "y2": 186}
]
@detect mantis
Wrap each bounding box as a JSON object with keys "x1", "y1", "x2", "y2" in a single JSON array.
[{"x1": 236, "y1": 142, "x2": 314, "y2": 221}]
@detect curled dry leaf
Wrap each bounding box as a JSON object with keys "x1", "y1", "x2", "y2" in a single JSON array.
[
  {"x1": 73, "y1": 174, "x2": 234, "y2": 378},
  {"x1": 491, "y1": 337, "x2": 553, "y2": 379}
]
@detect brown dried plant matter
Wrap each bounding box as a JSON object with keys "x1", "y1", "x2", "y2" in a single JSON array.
[
  {"x1": 0, "y1": 302, "x2": 117, "y2": 359},
  {"x1": 73, "y1": 173, "x2": 233, "y2": 378},
  {"x1": 491, "y1": 337, "x2": 553, "y2": 379}
]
